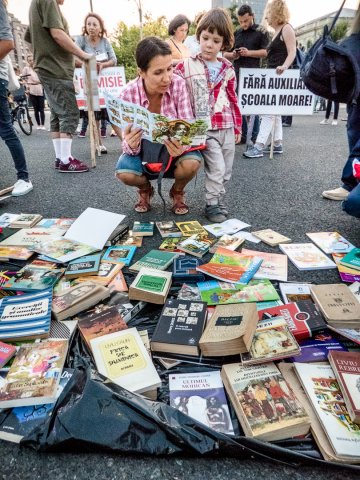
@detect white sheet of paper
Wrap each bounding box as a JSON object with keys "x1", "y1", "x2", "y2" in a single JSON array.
[
  {"x1": 64, "y1": 208, "x2": 125, "y2": 250},
  {"x1": 237, "y1": 231, "x2": 261, "y2": 243}
]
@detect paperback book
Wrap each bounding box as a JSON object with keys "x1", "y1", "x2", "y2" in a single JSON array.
[
  {"x1": 32, "y1": 237, "x2": 98, "y2": 263},
  {"x1": 177, "y1": 283, "x2": 202, "y2": 301},
  {"x1": 209, "y1": 234, "x2": 244, "y2": 254},
  {"x1": 104, "y1": 223, "x2": 130, "y2": 246},
  {"x1": 36, "y1": 218, "x2": 75, "y2": 232},
  {"x1": 279, "y1": 243, "x2": 336, "y2": 270},
  {"x1": 156, "y1": 221, "x2": 182, "y2": 238},
  {"x1": 10, "y1": 213, "x2": 42, "y2": 228},
  {"x1": 203, "y1": 218, "x2": 250, "y2": 237},
  {"x1": 129, "y1": 250, "x2": 178, "y2": 273},
  {"x1": 328, "y1": 326, "x2": 360, "y2": 346},
  {"x1": 102, "y1": 245, "x2": 136, "y2": 266},
  {"x1": 175, "y1": 221, "x2": 207, "y2": 237},
  {"x1": 132, "y1": 221, "x2": 154, "y2": 237},
  {"x1": 76, "y1": 261, "x2": 123, "y2": 286},
  {"x1": 129, "y1": 267, "x2": 172, "y2": 304},
  {"x1": 0, "y1": 213, "x2": 19, "y2": 228},
  {"x1": 332, "y1": 253, "x2": 360, "y2": 283},
  {"x1": 306, "y1": 232, "x2": 355, "y2": 254},
  {"x1": 0, "y1": 227, "x2": 64, "y2": 249},
  {"x1": 177, "y1": 232, "x2": 216, "y2": 258},
  {"x1": 0, "y1": 341, "x2": 16, "y2": 368},
  {"x1": 169, "y1": 370, "x2": 234, "y2": 435},
  {"x1": 279, "y1": 282, "x2": 313, "y2": 304},
  {"x1": 64, "y1": 253, "x2": 101, "y2": 278},
  {"x1": 251, "y1": 228, "x2": 291, "y2": 246},
  {"x1": 116, "y1": 230, "x2": 143, "y2": 247},
  {"x1": 241, "y1": 248, "x2": 288, "y2": 282},
  {"x1": 159, "y1": 237, "x2": 184, "y2": 254},
  {"x1": 339, "y1": 248, "x2": 360, "y2": 272},
  {"x1": 172, "y1": 256, "x2": 205, "y2": 285},
  {"x1": 290, "y1": 333, "x2": 346, "y2": 363},
  {"x1": 2, "y1": 265, "x2": 63, "y2": 292},
  {"x1": 0, "y1": 246, "x2": 33, "y2": 261}
]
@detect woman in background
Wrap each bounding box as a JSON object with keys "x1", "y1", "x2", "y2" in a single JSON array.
[
  {"x1": 22, "y1": 54, "x2": 45, "y2": 130},
  {"x1": 166, "y1": 14, "x2": 191, "y2": 65}
]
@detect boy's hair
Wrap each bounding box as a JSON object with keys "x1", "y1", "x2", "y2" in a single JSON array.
[
  {"x1": 196, "y1": 8, "x2": 234, "y2": 51},
  {"x1": 237, "y1": 5, "x2": 254, "y2": 17},
  {"x1": 168, "y1": 14, "x2": 191, "y2": 36}
]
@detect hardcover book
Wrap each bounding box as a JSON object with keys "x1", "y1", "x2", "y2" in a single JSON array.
[
  {"x1": 221, "y1": 362, "x2": 310, "y2": 441},
  {"x1": 240, "y1": 316, "x2": 301, "y2": 365},
  {"x1": 102, "y1": 245, "x2": 136, "y2": 266},
  {"x1": 197, "y1": 279, "x2": 280, "y2": 305},
  {"x1": 64, "y1": 253, "x2": 101, "y2": 278},
  {"x1": 251, "y1": 228, "x2": 291, "y2": 246},
  {"x1": 279, "y1": 282, "x2": 313, "y2": 303},
  {"x1": 90, "y1": 327, "x2": 161, "y2": 394},
  {"x1": 0, "y1": 341, "x2": 16, "y2": 368},
  {"x1": 129, "y1": 250, "x2": 178, "y2": 273},
  {"x1": 196, "y1": 247, "x2": 263, "y2": 284},
  {"x1": 294, "y1": 362, "x2": 360, "y2": 461},
  {"x1": 306, "y1": 232, "x2": 355, "y2": 254},
  {"x1": 241, "y1": 248, "x2": 288, "y2": 282},
  {"x1": 340, "y1": 248, "x2": 360, "y2": 272},
  {"x1": 332, "y1": 253, "x2": 360, "y2": 283},
  {"x1": 209, "y1": 234, "x2": 244, "y2": 254},
  {"x1": 310, "y1": 284, "x2": 360, "y2": 328},
  {"x1": 279, "y1": 243, "x2": 336, "y2": 270},
  {"x1": 132, "y1": 221, "x2": 154, "y2": 237},
  {"x1": 203, "y1": 218, "x2": 250, "y2": 237},
  {"x1": 2, "y1": 265, "x2": 63, "y2": 292},
  {"x1": 258, "y1": 300, "x2": 327, "y2": 340},
  {"x1": 156, "y1": 221, "x2": 182, "y2": 238},
  {"x1": 169, "y1": 370, "x2": 234, "y2": 435},
  {"x1": 0, "y1": 340, "x2": 68, "y2": 408},
  {"x1": 150, "y1": 298, "x2": 207, "y2": 355},
  {"x1": 172, "y1": 256, "x2": 205, "y2": 284},
  {"x1": 9, "y1": 213, "x2": 42, "y2": 229},
  {"x1": 177, "y1": 232, "x2": 216, "y2": 258},
  {"x1": 175, "y1": 221, "x2": 207, "y2": 237},
  {"x1": 129, "y1": 267, "x2": 172, "y2": 304},
  {"x1": 328, "y1": 350, "x2": 360, "y2": 423},
  {"x1": 199, "y1": 303, "x2": 258, "y2": 356}
]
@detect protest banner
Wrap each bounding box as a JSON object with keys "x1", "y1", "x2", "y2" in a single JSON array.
[
  {"x1": 239, "y1": 69, "x2": 315, "y2": 116},
  {"x1": 75, "y1": 66, "x2": 126, "y2": 110}
]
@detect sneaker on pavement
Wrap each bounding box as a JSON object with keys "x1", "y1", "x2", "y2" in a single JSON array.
[
  {"x1": 12, "y1": 179, "x2": 33, "y2": 196},
  {"x1": 205, "y1": 204, "x2": 227, "y2": 223},
  {"x1": 59, "y1": 158, "x2": 89, "y2": 173},
  {"x1": 322, "y1": 186, "x2": 349, "y2": 201},
  {"x1": 320, "y1": 119, "x2": 329, "y2": 125},
  {"x1": 243, "y1": 146, "x2": 264, "y2": 158},
  {"x1": 77, "y1": 131, "x2": 86, "y2": 138},
  {"x1": 55, "y1": 158, "x2": 60, "y2": 169},
  {"x1": 263, "y1": 144, "x2": 283, "y2": 154},
  {"x1": 99, "y1": 145, "x2": 107, "y2": 154},
  {"x1": 332, "y1": 120, "x2": 338, "y2": 126},
  {"x1": 100, "y1": 129, "x2": 107, "y2": 138}
]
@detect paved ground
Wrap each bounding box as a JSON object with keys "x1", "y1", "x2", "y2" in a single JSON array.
[{"x1": 0, "y1": 110, "x2": 359, "y2": 479}]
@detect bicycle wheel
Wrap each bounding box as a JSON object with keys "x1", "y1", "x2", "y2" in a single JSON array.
[{"x1": 17, "y1": 107, "x2": 32, "y2": 135}]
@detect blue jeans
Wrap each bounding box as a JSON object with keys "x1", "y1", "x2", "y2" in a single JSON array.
[
  {"x1": 0, "y1": 79, "x2": 29, "y2": 181},
  {"x1": 342, "y1": 102, "x2": 360, "y2": 218}
]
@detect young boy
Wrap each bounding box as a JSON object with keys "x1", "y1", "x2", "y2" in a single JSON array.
[{"x1": 175, "y1": 8, "x2": 242, "y2": 222}]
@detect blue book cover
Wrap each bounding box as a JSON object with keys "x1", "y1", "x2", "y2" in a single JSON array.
[
  {"x1": 65, "y1": 253, "x2": 102, "y2": 277},
  {"x1": 173, "y1": 256, "x2": 205, "y2": 283},
  {"x1": 0, "y1": 289, "x2": 52, "y2": 340},
  {"x1": 102, "y1": 245, "x2": 137, "y2": 266},
  {"x1": 288, "y1": 333, "x2": 346, "y2": 363}
]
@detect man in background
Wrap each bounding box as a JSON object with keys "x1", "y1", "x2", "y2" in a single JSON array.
[{"x1": 26, "y1": 0, "x2": 92, "y2": 172}]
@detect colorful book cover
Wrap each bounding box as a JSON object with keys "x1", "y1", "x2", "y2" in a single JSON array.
[
  {"x1": 256, "y1": 300, "x2": 284, "y2": 311},
  {"x1": 175, "y1": 221, "x2": 207, "y2": 237},
  {"x1": 36, "y1": 218, "x2": 75, "y2": 232},
  {"x1": 328, "y1": 326, "x2": 360, "y2": 346},
  {"x1": 279, "y1": 243, "x2": 336, "y2": 270},
  {"x1": 116, "y1": 230, "x2": 143, "y2": 247},
  {"x1": 178, "y1": 234, "x2": 212, "y2": 258},
  {"x1": 64, "y1": 253, "x2": 102, "y2": 277},
  {"x1": 290, "y1": 332, "x2": 346, "y2": 363},
  {"x1": 0, "y1": 246, "x2": 33, "y2": 261},
  {"x1": 279, "y1": 283, "x2": 313, "y2": 303},
  {"x1": 339, "y1": 248, "x2": 360, "y2": 272},
  {"x1": 108, "y1": 271, "x2": 128, "y2": 293},
  {"x1": 209, "y1": 234, "x2": 244, "y2": 254},
  {"x1": 156, "y1": 221, "x2": 182, "y2": 238},
  {"x1": 102, "y1": 245, "x2": 136, "y2": 266},
  {"x1": 197, "y1": 279, "x2": 280, "y2": 306},
  {"x1": 306, "y1": 232, "x2": 355, "y2": 254},
  {"x1": 0, "y1": 341, "x2": 16, "y2": 368},
  {"x1": 242, "y1": 248, "x2": 288, "y2": 282},
  {"x1": 173, "y1": 256, "x2": 205, "y2": 284},
  {"x1": 130, "y1": 250, "x2": 178, "y2": 272},
  {"x1": 169, "y1": 370, "x2": 234, "y2": 435},
  {"x1": 75, "y1": 261, "x2": 122, "y2": 285},
  {"x1": 159, "y1": 237, "x2": 184, "y2": 254},
  {"x1": 197, "y1": 247, "x2": 262, "y2": 284},
  {"x1": 203, "y1": 218, "x2": 250, "y2": 237},
  {"x1": 2, "y1": 265, "x2": 63, "y2": 292},
  {"x1": 0, "y1": 228, "x2": 64, "y2": 249},
  {"x1": 177, "y1": 283, "x2": 202, "y2": 301},
  {"x1": 332, "y1": 253, "x2": 360, "y2": 283},
  {"x1": 33, "y1": 237, "x2": 98, "y2": 263},
  {"x1": 132, "y1": 221, "x2": 154, "y2": 237}
]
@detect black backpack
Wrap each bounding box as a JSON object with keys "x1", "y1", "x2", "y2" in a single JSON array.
[{"x1": 300, "y1": 0, "x2": 360, "y2": 104}]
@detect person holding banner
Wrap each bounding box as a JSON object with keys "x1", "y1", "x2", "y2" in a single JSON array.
[
  {"x1": 243, "y1": 0, "x2": 296, "y2": 159},
  {"x1": 75, "y1": 13, "x2": 117, "y2": 153}
]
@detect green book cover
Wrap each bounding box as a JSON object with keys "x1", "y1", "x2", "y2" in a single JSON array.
[
  {"x1": 135, "y1": 274, "x2": 167, "y2": 293},
  {"x1": 340, "y1": 248, "x2": 360, "y2": 271},
  {"x1": 130, "y1": 250, "x2": 178, "y2": 272},
  {"x1": 197, "y1": 279, "x2": 280, "y2": 305},
  {"x1": 132, "y1": 222, "x2": 154, "y2": 236}
]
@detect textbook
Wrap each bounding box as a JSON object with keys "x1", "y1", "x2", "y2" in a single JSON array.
[
  {"x1": 279, "y1": 243, "x2": 336, "y2": 270},
  {"x1": 0, "y1": 339, "x2": 68, "y2": 408},
  {"x1": 64, "y1": 253, "x2": 101, "y2": 278},
  {"x1": 129, "y1": 268, "x2": 172, "y2": 304},
  {"x1": 105, "y1": 91, "x2": 207, "y2": 146},
  {"x1": 339, "y1": 248, "x2": 360, "y2": 271},
  {"x1": 102, "y1": 245, "x2": 136, "y2": 266},
  {"x1": 241, "y1": 248, "x2": 288, "y2": 282},
  {"x1": 332, "y1": 253, "x2": 360, "y2": 283},
  {"x1": 9, "y1": 213, "x2": 42, "y2": 228},
  {"x1": 209, "y1": 234, "x2": 244, "y2": 254},
  {"x1": 196, "y1": 247, "x2": 263, "y2": 284},
  {"x1": 203, "y1": 218, "x2": 250, "y2": 237},
  {"x1": 306, "y1": 232, "x2": 355, "y2": 254},
  {"x1": 129, "y1": 250, "x2": 178, "y2": 273},
  {"x1": 2, "y1": 265, "x2": 63, "y2": 292},
  {"x1": 169, "y1": 370, "x2": 234, "y2": 435},
  {"x1": 175, "y1": 221, "x2": 207, "y2": 237},
  {"x1": 132, "y1": 221, "x2": 154, "y2": 237},
  {"x1": 251, "y1": 228, "x2": 291, "y2": 246},
  {"x1": 156, "y1": 221, "x2": 182, "y2": 238}
]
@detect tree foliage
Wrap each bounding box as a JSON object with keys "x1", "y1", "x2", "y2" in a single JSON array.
[{"x1": 329, "y1": 20, "x2": 350, "y2": 42}]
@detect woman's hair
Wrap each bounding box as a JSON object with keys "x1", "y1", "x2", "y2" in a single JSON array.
[
  {"x1": 136, "y1": 36, "x2": 171, "y2": 71},
  {"x1": 266, "y1": 0, "x2": 290, "y2": 26},
  {"x1": 82, "y1": 12, "x2": 107, "y2": 38},
  {"x1": 351, "y1": 2, "x2": 360, "y2": 34},
  {"x1": 168, "y1": 14, "x2": 191, "y2": 36},
  {"x1": 196, "y1": 8, "x2": 234, "y2": 51}
]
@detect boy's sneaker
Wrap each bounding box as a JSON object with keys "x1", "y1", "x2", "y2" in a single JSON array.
[
  {"x1": 101, "y1": 128, "x2": 107, "y2": 138},
  {"x1": 77, "y1": 131, "x2": 86, "y2": 138},
  {"x1": 59, "y1": 158, "x2": 89, "y2": 173},
  {"x1": 218, "y1": 198, "x2": 229, "y2": 216},
  {"x1": 99, "y1": 145, "x2": 107, "y2": 154},
  {"x1": 205, "y1": 204, "x2": 227, "y2": 223},
  {"x1": 263, "y1": 144, "x2": 283, "y2": 154},
  {"x1": 243, "y1": 146, "x2": 263, "y2": 158},
  {"x1": 55, "y1": 158, "x2": 60, "y2": 169},
  {"x1": 12, "y1": 179, "x2": 33, "y2": 196}
]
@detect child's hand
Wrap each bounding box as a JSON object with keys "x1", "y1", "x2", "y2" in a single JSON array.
[
  {"x1": 124, "y1": 124, "x2": 142, "y2": 150},
  {"x1": 164, "y1": 138, "x2": 186, "y2": 157},
  {"x1": 235, "y1": 133, "x2": 241, "y2": 144}
]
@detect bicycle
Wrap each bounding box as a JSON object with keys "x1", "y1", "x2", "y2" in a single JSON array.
[{"x1": 9, "y1": 76, "x2": 33, "y2": 135}]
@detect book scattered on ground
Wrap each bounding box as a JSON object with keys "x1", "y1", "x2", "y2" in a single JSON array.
[
  {"x1": 177, "y1": 283, "x2": 202, "y2": 301},
  {"x1": 197, "y1": 247, "x2": 262, "y2": 284},
  {"x1": 129, "y1": 249, "x2": 178, "y2": 273},
  {"x1": 199, "y1": 303, "x2": 258, "y2": 356},
  {"x1": 279, "y1": 282, "x2": 313, "y2": 303},
  {"x1": 105, "y1": 91, "x2": 207, "y2": 146},
  {"x1": 105, "y1": 223, "x2": 129, "y2": 246},
  {"x1": 0, "y1": 246, "x2": 33, "y2": 261},
  {"x1": 328, "y1": 326, "x2": 360, "y2": 346},
  {"x1": 310, "y1": 284, "x2": 360, "y2": 328},
  {"x1": 129, "y1": 268, "x2": 172, "y2": 304},
  {"x1": 256, "y1": 299, "x2": 284, "y2": 310},
  {"x1": 209, "y1": 234, "x2": 244, "y2": 254},
  {"x1": 0, "y1": 340, "x2": 68, "y2": 408},
  {"x1": 197, "y1": 279, "x2": 280, "y2": 305},
  {"x1": 240, "y1": 316, "x2": 301, "y2": 365},
  {"x1": 349, "y1": 281, "x2": 360, "y2": 302},
  {"x1": 291, "y1": 333, "x2": 346, "y2": 363},
  {"x1": 116, "y1": 230, "x2": 143, "y2": 247},
  {"x1": 203, "y1": 218, "x2": 250, "y2": 237},
  {"x1": 279, "y1": 243, "x2": 336, "y2": 270},
  {"x1": 251, "y1": 228, "x2": 291, "y2": 246},
  {"x1": 0, "y1": 227, "x2": 64, "y2": 249},
  {"x1": 159, "y1": 237, "x2": 184, "y2": 254},
  {"x1": 9, "y1": 214, "x2": 42, "y2": 229},
  {"x1": 52, "y1": 282, "x2": 110, "y2": 321},
  {"x1": 177, "y1": 232, "x2": 216, "y2": 258},
  {"x1": 0, "y1": 289, "x2": 52, "y2": 341},
  {"x1": 258, "y1": 300, "x2": 327, "y2": 340},
  {"x1": 340, "y1": 248, "x2": 360, "y2": 272},
  {"x1": 156, "y1": 221, "x2": 182, "y2": 238},
  {"x1": 76, "y1": 261, "x2": 123, "y2": 286},
  {"x1": 0, "y1": 368, "x2": 73, "y2": 444},
  {"x1": 328, "y1": 350, "x2": 360, "y2": 424},
  {"x1": 33, "y1": 237, "x2": 98, "y2": 264},
  {"x1": 2, "y1": 265, "x2": 63, "y2": 292},
  {"x1": 90, "y1": 327, "x2": 161, "y2": 394},
  {"x1": 175, "y1": 221, "x2": 207, "y2": 237},
  {"x1": 0, "y1": 341, "x2": 16, "y2": 368},
  {"x1": 108, "y1": 270, "x2": 128, "y2": 293},
  {"x1": 172, "y1": 256, "x2": 205, "y2": 285},
  {"x1": 169, "y1": 370, "x2": 234, "y2": 435},
  {"x1": 64, "y1": 253, "x2": 101, "y2": 278},
  {"x1": 102, "y1": 245, "x2": 136, "y2": 266},
  {"x1": 242, "y1": 248, "x2": 288, "y2": 282},
  {"x1": 0, "y1": 228, "x2": 18, "y2": 243},
  {"x1": 294, "y1": 362, "x2": 360, "y2": 462},
  {"x1": 306, "y1": 232, "x2": 355, "y2": 254},
  {"x1": 78, "y1": 305, "x2": 128, "y2": 348},
  {"x1": 132, "y1": 221, "x2": 154, "y2": 237},
  {"x1": 0, "y1": 213, "x2": 19, "y2": 228},
  {"x1": 332, "y1": 253, "x2": 360, "y2": 283},
  {"x1": 150, "y1": 298, "x2": 207, "y2": 355},
  {"x1": 221, "y1": 362, "x2": 310, "y2": 441},
  {"x1": 36, "y1": 218, "x2": 75, "y2": 232}
]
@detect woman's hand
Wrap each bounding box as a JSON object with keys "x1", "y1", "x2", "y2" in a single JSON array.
[
  {"x1": 164, "y1": 138, "x2": 187, "y2": 157},
  {"x1": 276, "y1": 65, "x2": 287, "y2": 75},
  {"x1": 124, "y1": 124, "x2": 142, "y2": 150},
  {"x1": 235, "y1": 133, "x2": 241, "y2": 144}
]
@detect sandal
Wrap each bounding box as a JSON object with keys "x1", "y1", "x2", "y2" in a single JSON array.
[
  {"x1": 169, "y1": 185, "x2": 189, "y2": 215},
  {"x1": 135, "y1": 185, "x2": 154, "y2": 213}
]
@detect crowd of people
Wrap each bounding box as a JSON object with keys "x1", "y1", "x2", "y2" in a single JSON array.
[{"x1": 0, "y1": 0, "x2": 359, "y2": 222}]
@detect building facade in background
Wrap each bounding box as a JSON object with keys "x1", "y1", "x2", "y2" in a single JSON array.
[
  {"x1": 8, "y1": 12, "x2": 31, "y2": 70},
  {"x1": 212, "y1": 0, "x2": 268, "y2": 24}
]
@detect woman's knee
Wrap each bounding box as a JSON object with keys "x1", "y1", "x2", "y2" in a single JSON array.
[
  {"x1": 116, "y1": 172, "x2": 139, "y2": 186},
  {"x1": 177, "y1": 159, "x2": 201, "y2": 177}
]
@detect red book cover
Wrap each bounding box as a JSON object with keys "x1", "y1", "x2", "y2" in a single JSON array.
[{"x1": 0, "y1": 341, "x2": 17, "y2": 368}]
